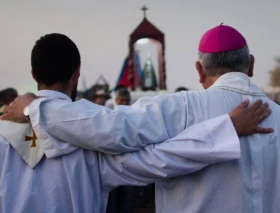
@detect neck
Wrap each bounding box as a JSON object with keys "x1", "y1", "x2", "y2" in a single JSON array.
[
  {"x1": 203, "y1": 75, "x2": 221, "y2": 89},
  {"x1": 209, "y1": 75, "x2": 221, "y2": 84},
  {"x1": 38, "y1": 83, "x2": 72, "y2": 98}
]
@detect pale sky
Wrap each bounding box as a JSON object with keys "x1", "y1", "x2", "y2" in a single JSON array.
[{"x1": 0, "y1": 0, "x2": 280, "y2": 93}]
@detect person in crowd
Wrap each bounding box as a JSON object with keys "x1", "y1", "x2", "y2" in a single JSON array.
[
  {"x1": 92, "y1": 88, "x2": 111, "y2": 106},
  {"x1": 115, "y1": 88, "x2": 130, "y2": 106},
  {"x1": 0, "y1": 87, "x2": 18, "y2": 115},
  {"x1": 175, "y1": 86, "x2": 188, "y2": 92},
  {"x1": 106, "y1": 85, "x2": 128, "y2": 109}
]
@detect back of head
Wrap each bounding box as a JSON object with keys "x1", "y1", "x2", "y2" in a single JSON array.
[
  {"x1": 1, "y1": 87, "x2": 18, "y2": 105},
  {"x1": 31, "y1": 33, "x2": 81, "y2": 85},
  {"x1": 198, "y1": 24, "x2": 250, "y2": 76},
  {"x1": 175, "y1": 87, "x2": 188, "y2": 93}
]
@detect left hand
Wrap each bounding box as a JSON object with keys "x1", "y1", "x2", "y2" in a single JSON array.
[
  {"x1": 0, "y1": 93, "x2": 37, "y2": 123},
  {"x1": 230, "y1": 99, "x2": 273, "y2": 136}
]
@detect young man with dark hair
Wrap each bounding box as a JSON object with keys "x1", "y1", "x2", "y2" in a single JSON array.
[
  {"x1": 31, "y1": 33, "x2": 80, "y2": 101},
  {"x1": 32, "y1": 33, "x2": 80, "y2": 83}
]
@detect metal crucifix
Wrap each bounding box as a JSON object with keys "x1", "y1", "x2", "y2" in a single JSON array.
[{"x1": 141, "y1": 5, "x2": 148, "y2": 18}]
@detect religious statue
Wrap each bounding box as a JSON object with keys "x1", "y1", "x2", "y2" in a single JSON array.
[{"x1": 141, "y1": 56, "x2": 157, "y2": 91}]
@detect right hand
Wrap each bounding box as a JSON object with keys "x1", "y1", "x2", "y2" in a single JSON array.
[
  {"x1": 0, "y1": 93, "x2": 37, "y2": 123},
  {"x1": 230, "y1": 99, "x2": 273, "y2": 136}
]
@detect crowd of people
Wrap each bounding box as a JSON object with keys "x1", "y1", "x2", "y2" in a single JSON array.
[{"x1": 0, "y1": 24, "x2": 279, "y2": 213}]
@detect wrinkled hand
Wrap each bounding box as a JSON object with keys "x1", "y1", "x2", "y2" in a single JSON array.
[
  {"x1": 230, "y1": 99, "x2": 273, "y2": 136},
  {"x1": 0, "y1": 93, "x2": 37, "y2": 123}
]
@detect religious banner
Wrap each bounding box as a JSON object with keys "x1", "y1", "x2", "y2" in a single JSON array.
[
  {"x1": 116, "y1": 52, "x2": 142, "y2": 89},
  {"x1": 0, "y1": 121, "x2": 44, "y2": 168}
]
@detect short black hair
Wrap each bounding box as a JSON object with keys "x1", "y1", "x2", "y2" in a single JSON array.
[
  {"x1": 115, "y1": 85, "x2": 127, "y2": 91},
  {"x1": 0, "y1": 87, "x2": 18, "y2": 105},
  {"x1": 31, "y1": 33, "x2": 81, "y2": 85},
  {"x1": 116, "y1": 88, "x2": 130, "y2": 97},
  {"x1": 175, "y1": 86, "x2": 188, "y2": 92}
]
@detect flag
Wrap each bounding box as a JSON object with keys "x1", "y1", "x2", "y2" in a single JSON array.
[{"x1": 115, "y1": 52, "x2": 142, "y2": 89}]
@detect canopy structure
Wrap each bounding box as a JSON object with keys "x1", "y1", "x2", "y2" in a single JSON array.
[{"x1": 128, "y1": 5, "x2": 166, "y2": 90}]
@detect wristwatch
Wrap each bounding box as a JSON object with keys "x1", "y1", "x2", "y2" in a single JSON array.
[{"x1": 23, "y1": 104, "x2": 31, "y2": 121}]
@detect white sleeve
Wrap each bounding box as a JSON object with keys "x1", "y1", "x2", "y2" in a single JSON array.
[
  {"x1": 99, "y1": 114, "x2": 240, "y2": 191},
  {"x1": 29, "y1": 93, "x2": 189, "y2": 154}
]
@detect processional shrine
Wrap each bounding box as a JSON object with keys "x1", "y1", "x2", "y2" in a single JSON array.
[{"x1": 128, "y1": 5, "x2": 167, "y2": 91}]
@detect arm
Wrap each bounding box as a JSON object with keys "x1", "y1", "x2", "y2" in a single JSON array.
[
  {"x1": 29, "y1": 94, "x2": 188, "y2": 154},
  {"x1": 100, "y1": 114, "x2": 240, "y2": 191},
  {"x1": 1, "y1": 94, "x2": 273, "y2": 155}
]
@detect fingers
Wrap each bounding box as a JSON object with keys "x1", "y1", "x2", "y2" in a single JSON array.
[
  {"x1": 254, "y1": 103, "x2": 269, "y2": 118},
  {"x1": 3, "y1": 106, "x2": 9, "y2": 114},
  {"x1": 1, "y1": 106, "x2": 10, "y2": 120},
  {"x1": 0, "y1": 114, "x2": 6, "y2": 121},
  {"x1": 255, "y1": 126, "x2": 274, "y2": 134},
  {"x1": 0, "y1": 111, "x2": 9, "y2": 120},
  {"x1": 255, "y1": 106, "x2": 273, "y2": 134},
  {"x1": 258, "y1": 109, "x2": 272, "y2": 123},
  {"x1": 248, "y1": 99, "x2": 263, "y2": 112},
  {"x1": 9, "y1": 101, "x2": 14, "y2": 108},
  {"x1": 236, "y1": 99, "x2": 250, "y2": 109}
]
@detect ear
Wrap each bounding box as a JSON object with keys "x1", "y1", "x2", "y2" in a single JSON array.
[
  {"x1": 196, "y1": 61, "x2": 206, "y2": 84},
  {"x1": 71, "y1": 67, "x2": 80, "y2": 84},
  {"x1": 248, "y1": 55, "x2": 255, "y2": 77},
  {"x1": 31, "y1": 69, "x2": 38, "y2": 83}
]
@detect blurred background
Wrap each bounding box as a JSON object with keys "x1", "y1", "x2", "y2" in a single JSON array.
[{"x1": 0, "y1": 0, "x2": 280, "y2": 98}]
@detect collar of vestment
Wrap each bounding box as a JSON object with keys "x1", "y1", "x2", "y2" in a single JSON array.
[
  {"x1": 0, "y1": 90, "x2": 71, "y2": 169},
  {"x1": 209, "y1": 72, "x2": 265, "y2": 96},
  {"x1": 0, "y1": 120, "x2": 44, "y2": 169},
  {"x1": 36, "y1": 90, "x2": 72, "y2": 102}
]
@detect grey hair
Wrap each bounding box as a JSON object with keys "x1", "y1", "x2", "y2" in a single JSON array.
[{"x1": 198, "y1": 45, "x2": 251, "y2": 76}]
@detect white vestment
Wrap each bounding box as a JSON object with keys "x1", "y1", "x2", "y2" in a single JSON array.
[
  {"x1": 0, "y1": 90, "x2": 240, "y2": 213},
  {"x1": 27, "y1": 73, "x2": 280, "y2": 213}
]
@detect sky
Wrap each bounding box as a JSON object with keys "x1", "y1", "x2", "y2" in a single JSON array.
[{"x1": 0, "y1": 0, "x2": 280, "y2": 93}]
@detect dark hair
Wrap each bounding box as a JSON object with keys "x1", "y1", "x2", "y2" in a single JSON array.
[
  {"x1": 115, "y1": 88, "x2": 130, "y2": 97},
  {"x1": 175, "y1": 86, "x2": 188, "y2": 92},
  {"x1": 31, "y1": 33, "x2": 81, "y2": 85},
  {"x1": 0, "y1": 91, "x2": 3, "y2": 104},
  {"x1": 0, "y1": 87, "x2": 18, "y2": 105},
  {"x1": 115, "y1": 85, "x2": 127, "y2": 91}
]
